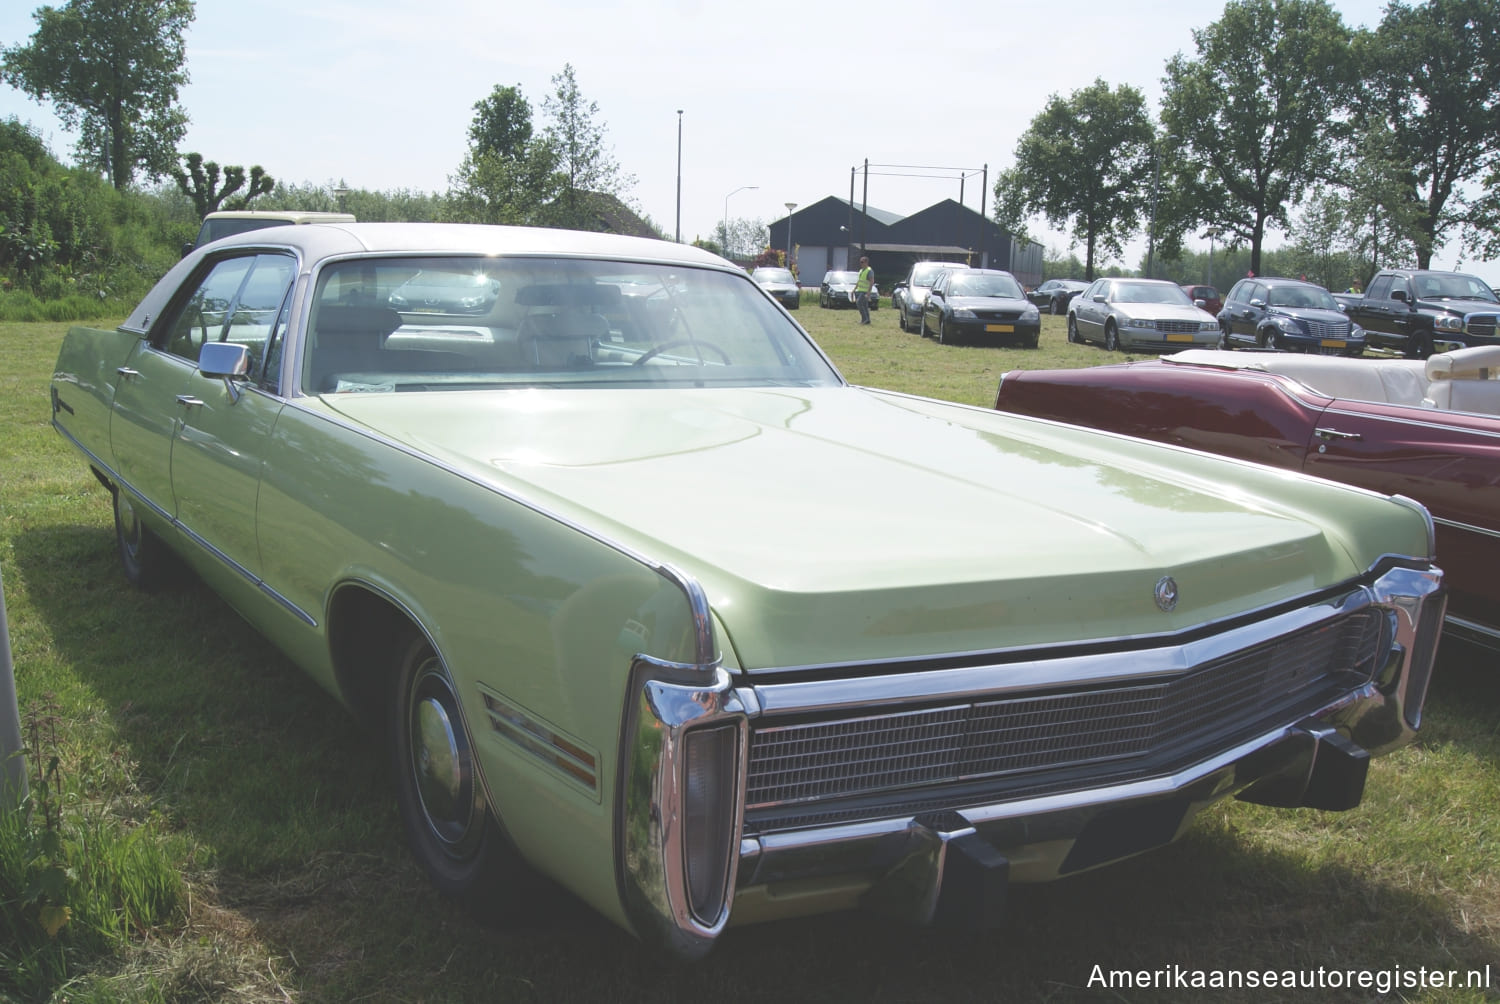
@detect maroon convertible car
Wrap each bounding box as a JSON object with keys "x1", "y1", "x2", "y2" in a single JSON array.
[{"x1": 995, "y1": 347, "x2": 1500, "y2": 651}]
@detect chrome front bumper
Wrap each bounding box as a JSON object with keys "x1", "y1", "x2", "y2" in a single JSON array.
[{"x1": 619, "y1": 562, "x2": 1445, "y2": 957}]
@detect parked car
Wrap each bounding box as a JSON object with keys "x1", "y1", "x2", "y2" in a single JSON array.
[
  {"x1": 184, "y1": 209, "x2": 355, "y2": 256},
  {"x1": 750, "y1": 266, "x2": 800, "y2": 310},
  {"x1": 921, "y1": 268, "x2": 1040, "y2": 346},
  {"x1": 1180, "y1": 284, "x2": 1223, "y2": 316},
  {"x1": 996, "y1": 344, "x2": 1495, "y2": 649},
  {"x1": 893, "y1": 260, "x2": 970, "y2": 331},
  {"x1": 1068, "y1": 277, "x2": 1221, "y2": 351},
  {"x1": 818, "y1": 269, "x2": 878, "y2": 310},
  {"x1": 387, "y1": 269, "x2": 502, "y2": 314},
  {"x1": 1027, "y1": 279, "x2": 1090, "y2": 315},
  {"x1": 1217, "y1": 276, "x2": 1366, "y2": 355},
  {"x1": 51, "y1": 223, "x2": 1446, "y2": 960},
  {"x1": 1341, "y1": 268, "x2": 1500, "y2": 357}
]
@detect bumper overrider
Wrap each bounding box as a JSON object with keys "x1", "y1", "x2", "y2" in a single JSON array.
[{"x1": 617, "y1": 560, "x2": 1445, "y2": 959}]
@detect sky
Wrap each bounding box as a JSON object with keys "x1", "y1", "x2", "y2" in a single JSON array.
[{"x1": 3, "y1": 0, "x2": 1496, "y2": 288}]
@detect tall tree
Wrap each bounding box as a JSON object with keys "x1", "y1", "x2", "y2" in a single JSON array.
[
  {"x1": 1361, "y1": 0, "x2": 1500, "y2": 268},
  {"x1": 446, "y1": 83, "x2": 558, "y2": 225},
  {"x1": 1158, "y1": 0, "x2": 1359, "y2": 276},
  {"x1": 992, "y1": 79, "x2": 1154, "y2": 280},
  {"x1": 1, "y1": 0, "x2": 195, "y2": 190},
  {"x1": 539, "y1": 64, "x2": 634, "y2": 229},
  {"x1": 172, "y1": 152, "x2": 274, "y2": 216},
  {"x1": 468, "y1": 84, "x2": 534, "y2": 160}
]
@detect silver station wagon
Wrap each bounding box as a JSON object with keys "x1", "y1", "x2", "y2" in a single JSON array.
[{"x1": 51, "y1": 223, "x2": 1446, "y2": 958}]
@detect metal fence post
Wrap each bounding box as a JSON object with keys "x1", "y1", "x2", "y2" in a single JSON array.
[{"x1": 0, "y1": 565, "x2": 27, "y2": 808}]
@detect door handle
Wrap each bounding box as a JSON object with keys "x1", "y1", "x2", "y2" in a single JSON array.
[
  {"x1": 116, "y1": 367, "x2": 140, "y2": 379},
  {"x1": 1314, "y1": 427, "x2": 1361, "y2": 441},
  {"x1": 175, "y1": 395, "x2": 205, "y2": 409}
]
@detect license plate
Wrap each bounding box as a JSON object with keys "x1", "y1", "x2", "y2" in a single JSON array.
[
  {"x1": 1320, "y1": 339, "x2": 1346, "y2": 348},
  {"x1": 985, "y1": 324, "x2": 1014, "y2": 333},
  {"x1": 1166, "y1": 333, "x2": 1194, "y2": 342}
]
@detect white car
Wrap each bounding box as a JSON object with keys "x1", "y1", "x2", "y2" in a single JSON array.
[{"x1": 1068, "y1": 277, "x2": 1220, "y2": 351}]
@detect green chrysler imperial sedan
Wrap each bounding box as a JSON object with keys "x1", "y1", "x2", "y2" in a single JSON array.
[{"x1": 51, "y1": 223, "x2": 1446, "y2": 958}]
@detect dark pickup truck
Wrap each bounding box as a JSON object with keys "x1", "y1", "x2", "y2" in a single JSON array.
[{"x1": 1339, "y1": 268, "x2": 1500, "y2": 357}]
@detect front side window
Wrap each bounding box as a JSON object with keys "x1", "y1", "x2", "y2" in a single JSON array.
[
  {"x1": 158, "y1": 253, "x2": 296, "y2": 379},
  {"x1": 302, "y1": 256, "x2": 842, "y2": 394}
]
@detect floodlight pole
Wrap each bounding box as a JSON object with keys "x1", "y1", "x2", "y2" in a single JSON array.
[{"x1": 1, "y1": 567, "x2": 25, "y2": 808}]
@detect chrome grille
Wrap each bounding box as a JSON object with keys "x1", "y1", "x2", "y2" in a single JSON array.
[
  {"x1": 745, "y1": 609, "x2": 1385, "y2": 828},
  {"x1": 1466, "y1": 314, "x2": 1497, "y2": 339},
  {"x1": 1156, "y1": 319, "x2": 1202, "y2": 334},
  {"x1": 1305, "y1": 319, "x2": 1351, "y2": 340}
]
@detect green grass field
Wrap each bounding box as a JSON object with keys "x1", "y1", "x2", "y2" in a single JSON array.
[{"x1": 1, "y1": 312, "x2": 1496, "y2": 1002}]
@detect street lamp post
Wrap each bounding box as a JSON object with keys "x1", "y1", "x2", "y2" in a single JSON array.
[
  {"x1": 784, "y1": 202, "x2": 797, "y2": 272},
  {"x1": 675, "y1": 110, "x2": 683, "y2": 243},
  {"x1": 722, "y1": 185, "x2": 757, "y2": 261}
]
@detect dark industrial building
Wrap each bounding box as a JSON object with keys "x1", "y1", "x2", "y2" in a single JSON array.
[{"x1": 769, "y1": 196, "x2": 1043, "y2": 288}]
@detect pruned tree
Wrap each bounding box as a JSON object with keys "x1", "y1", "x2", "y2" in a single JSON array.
[
  {"x1": 1159, "y1": 0, "x2": 1360, "y2": 276},
  {"x1": 1, "y1": 0, "x2": 194, "y2": 189},
  {"x1": 172, "y1": 153, "x2": 274, "y2": 216},
  {"x1": 993, "y1": 79, "x2": 1154, "y2": 280},
  {"x1": 1361, "y1": 0, "x2": 1500, "y2": 268}
]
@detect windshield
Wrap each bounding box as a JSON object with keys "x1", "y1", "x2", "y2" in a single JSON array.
[
  {"x1": 1110, "y1": 282, "x2": 1195, "y2": 306},
  {"x1": 754, "y1": 268, "x2": 796, "y2": 283},
  {"x1": 950, "y1": 274, "x2": 1024, "y2": 298},
  {"x1": 1266, "y1": 285, "x2": 1338, "y2": 310},
  {"x1": 825, "y1": 271, "x2": 858, "y2": 285},
  {"x1": 1415, "y1": 273, "x2": 1499, "y2": 302},
  {"x1": 302, "y1": 256, "x2": 841, "y2": 394},
  {"x1": 912, "y1": 262, "x2": 963, "y2": 287}
]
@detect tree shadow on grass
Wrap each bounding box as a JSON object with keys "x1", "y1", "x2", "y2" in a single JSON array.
[{"x1": 11, "y1": 524, "x2": 1499, "y2": 1003}]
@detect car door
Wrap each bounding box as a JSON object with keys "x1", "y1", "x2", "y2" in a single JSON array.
[
  {"x1": 167, "y1": 252, "x2": 297, "y2": 581},
  {"x1": 1300, "y1": 399, "x2": 1500, "y2": 633},
  {"x1": 1224, "y1": 281, "x2": 1265, "y2": 343},
  {"x1": 1073, "y1": 281, "x2": 1106, "y2": 342},
  {"x1": 109, "y1": 256, "x2": 263, "y2": 519},
  {"x1": 1352, "y1": 274, "x2": 1404, "y2": 351},
  {"x1": 923, "y1": 272, "x2": 948, "y2": 335}
]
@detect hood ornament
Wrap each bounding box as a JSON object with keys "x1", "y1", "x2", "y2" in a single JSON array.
[{"x1": 1154, "y1": 576, "x2": 1179, "y2": 612}]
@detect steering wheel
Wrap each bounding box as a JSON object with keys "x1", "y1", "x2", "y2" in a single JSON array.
[{"x1": 632, "y1": 338, "x2": 732, "y2": 366}]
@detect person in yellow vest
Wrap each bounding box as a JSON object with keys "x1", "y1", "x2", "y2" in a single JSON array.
[{"x1": 855, "y1": 255, "x2": 874, "y2": 325}]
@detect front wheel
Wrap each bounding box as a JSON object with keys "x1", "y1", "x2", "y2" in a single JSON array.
[
  {"x1": 1217, "y1": 324, "x2": 1232, "y2": 351},
  {"x1": 1104, "y1": 321, "x2": 1120, "y2": 352},
  {"x1": 1407, "y1": 333, "x2": 1434, "y2": 359},
  {"x1": 391, "y1": 634, "x2": 529, "y2": 910},
  {"x1": 1067, "y1": 316, "x2": 1080, "y2": 344}
]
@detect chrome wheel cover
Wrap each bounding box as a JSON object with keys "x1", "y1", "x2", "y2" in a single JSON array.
[{"x1": 406, "y1": 656, "x2": 480, "y2": 858}]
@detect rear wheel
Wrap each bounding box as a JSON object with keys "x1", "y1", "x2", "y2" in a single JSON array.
[
  {"x1": 112, "y1": 488, "x2": 178, "y2": 590},
  {"x1": 1104, "y1": 321, "x2": 1120, "y2": 352},
  {"x1": 391, "y1": 633, "x2": 531, "y2": 912}
]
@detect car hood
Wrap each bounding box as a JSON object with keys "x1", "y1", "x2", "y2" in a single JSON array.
[
  {"x1": 1415, "y1": 296, "x2": 1500, "y2": 315},
  {"x1": 1270, "y1": 306, "x2": 1349, "y2": 324},
  {"x1": 1113, "y1": 302, "x2": 1215, "y2": 323},
  {"x1": 321, "y1": 386, "x2": 1428, "y2": 670}
]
